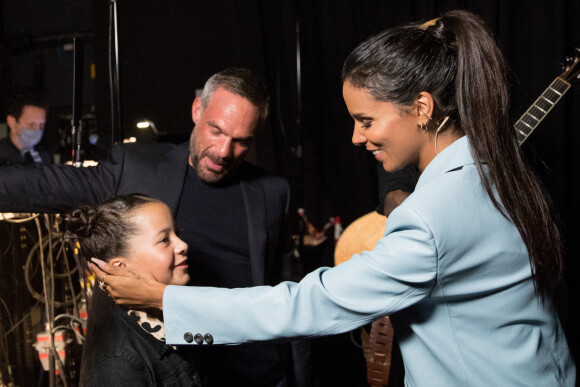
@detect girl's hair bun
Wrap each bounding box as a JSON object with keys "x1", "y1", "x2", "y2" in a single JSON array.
[{"x1": 66, "y1": 207, "x2": 98, "y2": 238}]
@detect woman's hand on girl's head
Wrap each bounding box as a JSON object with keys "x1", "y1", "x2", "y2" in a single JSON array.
[{"x1": 89, "y1": 257, "x2": 166, "y2": 310}]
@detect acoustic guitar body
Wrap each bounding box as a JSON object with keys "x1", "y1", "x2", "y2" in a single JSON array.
[{"x1": 334, "y1": 211, "x2": 387, "y2": 266}]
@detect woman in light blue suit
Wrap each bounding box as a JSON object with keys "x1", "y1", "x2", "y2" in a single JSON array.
[{"x1": 93, "y1": 10, "x2": 575, "y2": 386}]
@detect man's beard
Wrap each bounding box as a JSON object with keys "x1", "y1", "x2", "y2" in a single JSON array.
[{"x1": 189, "y1": 132, "x2": 241, "y2": 184}]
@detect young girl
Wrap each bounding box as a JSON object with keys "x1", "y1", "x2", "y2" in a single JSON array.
[
  {"x1": 67, "y1": 194, "x2": 201, "y2": 386},
  {"x1": 92, "y1": 10, "x2": 575, "y2": 386}
]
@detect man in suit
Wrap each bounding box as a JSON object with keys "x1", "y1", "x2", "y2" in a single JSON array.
[
  {"x1": 0, "y1": 68, "x2": 294, "y2": 386},
  {"x1": 0, "y1": 92, "x2": 51, "y2": 165}
]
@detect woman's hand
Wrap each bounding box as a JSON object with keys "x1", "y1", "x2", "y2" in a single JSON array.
[{"x1": 89, "y1": 258, "x2": 166, "y2": 310}]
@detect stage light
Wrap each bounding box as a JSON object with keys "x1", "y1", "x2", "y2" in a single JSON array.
[
  {"x1": 136, "y1": 121, "x2": 151, "y2": 129},
  {"x1": 136, "y1": 120, "x2": 164, "y2": 135}
]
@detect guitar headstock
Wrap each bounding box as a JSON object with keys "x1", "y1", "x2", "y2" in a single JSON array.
[{"x1": 561, "y1": 48, "x2": 580, "y2": 84}]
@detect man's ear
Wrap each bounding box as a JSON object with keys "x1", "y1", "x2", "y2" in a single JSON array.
[
  {"x1": 108, "y1": 257, "x2": 127, "y2": 268},
  {"x1": 6, "y1": 115, "x2": 16, "y2": 131},
  {"x1": 191, "y1": 98, "x2": 202, "y2": 124}
]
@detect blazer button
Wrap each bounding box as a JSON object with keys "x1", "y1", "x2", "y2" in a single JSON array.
[
  {"x1": 204, "y1": 333, "x2": 214, "y2": 345},
  {"x1": 184, "y1": 332, "x2": 193, "y2": 343},
  {"x1": 194, "y1": 333, "x2": 204, "y2": 345}
]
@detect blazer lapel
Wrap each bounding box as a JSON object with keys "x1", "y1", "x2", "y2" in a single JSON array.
[
  {"x1": 241, "y1": 178, "x2": 267, "y2": 285},
  {"x1": 157, "y1": 142, "x2": 190, "y2": 216}
]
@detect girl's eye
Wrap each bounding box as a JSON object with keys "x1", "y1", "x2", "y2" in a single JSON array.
[
  {"x1": 159, "y1": 236, "x2": 169, "y2": 244},
  {"x1": 361, "y1": 121, "x2": 372, "y2": 128}
]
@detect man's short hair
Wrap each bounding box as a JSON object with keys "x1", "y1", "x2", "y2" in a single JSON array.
[
  {"x1": 6, "y1": 92, "x2": 49, "y2": 121},
  {"x1": 200, "y1": 68, "x2": 269, "y2": 131}
]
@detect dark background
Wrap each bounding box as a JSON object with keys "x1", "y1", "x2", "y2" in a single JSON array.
[{"x1": 1, "y1": 0, "x2": 578, "y2": 383}]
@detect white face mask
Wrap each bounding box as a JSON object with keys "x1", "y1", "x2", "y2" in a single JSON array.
[{"x1": 19, "y1": 128, "x2": 43, "y2": 149}]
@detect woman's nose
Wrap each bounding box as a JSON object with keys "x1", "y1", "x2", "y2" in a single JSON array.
[{"x1": 351, "y1": 126, "x2": 367, "y2": 147}]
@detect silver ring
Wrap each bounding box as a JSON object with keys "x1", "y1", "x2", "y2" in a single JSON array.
[{"x1": 99, "y1": 274, "x2": 108, "y2": 290}]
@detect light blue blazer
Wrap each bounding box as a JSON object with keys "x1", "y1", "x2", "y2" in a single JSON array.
[{"x1": 164, "y1": 136, "x2": 575, "y2": 386}]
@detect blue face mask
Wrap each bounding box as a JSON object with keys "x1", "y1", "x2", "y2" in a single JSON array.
[{"x1": 19, "y1": 128, "x2": 43, "y2": 149}]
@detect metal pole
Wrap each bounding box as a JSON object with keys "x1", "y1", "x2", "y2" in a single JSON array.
[{"x1": 109, "y1": 0, "x2": 123, "y2": 146}]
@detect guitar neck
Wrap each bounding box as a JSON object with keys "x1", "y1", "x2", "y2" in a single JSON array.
[{"x1": 515, "y1": 77, "x2": 571, "y2": 145}]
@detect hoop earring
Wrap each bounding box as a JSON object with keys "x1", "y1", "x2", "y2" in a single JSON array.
[
  {"x1": 419, "y1": 114, "x2": 431, "y2": 133},
  {"x1": 434, "y1": 116, "x2": 450, "y2": 155}
]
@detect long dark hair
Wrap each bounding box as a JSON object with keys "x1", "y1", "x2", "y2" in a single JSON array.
[
  {"x1": 66, "y1": 194, "x2": 161, "y2": 262},
  {"x1": 342, "y1": 10, "x2": 563, "y2": 299}
]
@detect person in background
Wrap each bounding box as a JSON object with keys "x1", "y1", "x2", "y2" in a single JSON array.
[
  {"x1": 0, "y1": 92, "x2": 51, "y2": 165},
  {"x1": 376, "y1": 164, "x2": 416, "y2": 216},
  {"x1": 67, "y1": 194, "x2": 202, "y2": 386},
  {"x1": 92, "y1": 10, "x2": 575, "y2": 386}
]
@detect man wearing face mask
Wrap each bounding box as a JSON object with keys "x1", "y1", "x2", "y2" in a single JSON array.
[{"x1": 0, "y1": 92, "x2": 51, "y2": 165}]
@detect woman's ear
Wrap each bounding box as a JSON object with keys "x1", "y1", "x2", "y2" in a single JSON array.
[
  {"x1": 414, "y1": 91, "x2": 435, "y2": 120},
  {"x1": 108, "y1": 257, "x2": 127, "y2": 268}
]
